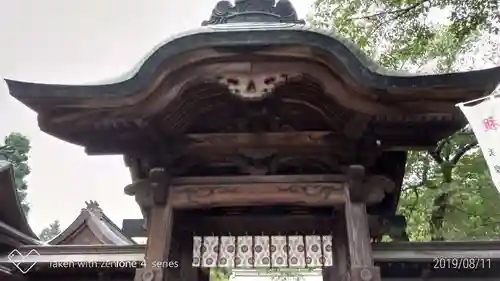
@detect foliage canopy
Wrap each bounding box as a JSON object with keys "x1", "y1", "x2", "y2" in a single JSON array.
[
  {"x1": 0, "y1": 132, "x2": 31, "y2": 214},
  {"x1": 39, "y1": 220, "x2": 62, "y2": 242}
]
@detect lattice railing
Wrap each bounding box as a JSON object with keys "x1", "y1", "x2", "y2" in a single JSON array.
[{"x1": 192, "y1": 235, "x2": 333, "y2": 268}]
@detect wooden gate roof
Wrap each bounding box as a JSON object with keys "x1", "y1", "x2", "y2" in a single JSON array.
[
  {"x1": 48, "y1": 201, "x2": 135, "y2": 246},
  {"x1": 4, "y1": 24, "x2": 500, "y2": 155},
  {"x1": 0, "y1": 160, "x2": 40, "y2": 247}
]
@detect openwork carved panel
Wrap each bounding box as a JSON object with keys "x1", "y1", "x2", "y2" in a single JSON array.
[
  {"x1": 192, "y1": 235, "x2": 333, "y2": 268},
  {"x1": 218, "y1": 73, "x2": 288, "y2": 101}
]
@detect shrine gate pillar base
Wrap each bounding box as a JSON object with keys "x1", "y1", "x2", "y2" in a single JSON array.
[{"x1": 134, "y1": 200, "x2": 174, "y2": 281}]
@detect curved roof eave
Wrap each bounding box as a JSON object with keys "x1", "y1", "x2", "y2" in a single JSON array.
[
  {"x1": 47, "y1": 211, "x2": 90, "y2": 245},
  {"x1": 86, "y1": 214, "x2": 136, "y2": 245},
  {"x1": 0, "y1": 221, "x2": 41, "y2": 246},
  {"x1": 0, "y1": 161, "x2": 40, "y2": 242},
  {"x1": 5, "y1": 24, "x2": 500, "y2": 103}
]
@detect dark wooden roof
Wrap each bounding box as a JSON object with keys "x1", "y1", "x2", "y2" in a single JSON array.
[
  {"x1": 4, "y1": 20, "x2": 500, "y2": 154},
  {"x1": 49, "y1": 201, "x2": 135, "y2": 245},
  {"x1": 0, "y1": 160, "x2": 40, "y2": 247}
]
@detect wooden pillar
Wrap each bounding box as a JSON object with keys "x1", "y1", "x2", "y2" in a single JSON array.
[
  {"x1": 344, "y1": 165, "x2": 381, "y2": 281},
  {"x1": 134, "y1": 203, "x2": 174, "y2": 281},
  {"x1": 133, "y1": 168, "x2": 174, "y2": 281},
  {"x1": 323, "y1": 211, "x2": 348, "y2": 281}
]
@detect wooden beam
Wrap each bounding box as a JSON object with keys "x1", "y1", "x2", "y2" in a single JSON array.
[
  {"x1": 183, "y1": 131, "x2": 347, "y2": 151},
  {"x1": 176, "y1": 215, "x2": 335, "y2": 235},
  {"x1": 168, "y1": 174, "x2": 386, "y2": 209},
  {"x1": 344, "y1": 114, "x2": 372, "y2": 139},
  {"x1": 84, "y1": 131, "x2": 439, "y2": 155},
  {"x1": 169, "y1": 182, "x2": 345, "y2": 209},
  {"x1": 171, "y1": 174, "x2": 346, "y2": 185},
  {"x1": 124, "y1": 214, "x2": 386, "y2": 238}
]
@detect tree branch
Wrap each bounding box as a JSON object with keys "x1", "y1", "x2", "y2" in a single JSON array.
[
  {"x1": 480, "y1": 220, "x2": 500, "y2": 226},
  {"x1": 450, "y1": 204, "x2": 500, "y2": 218},
  {"x1": 451, "y1": 140, "x2": 478, "y2": 165},
  {"x1": 428, "y1": 140, "x2": 446, "y2": 164},
  {"x1": 349, "y1": 0, "x2": 430, "y2": 21}
]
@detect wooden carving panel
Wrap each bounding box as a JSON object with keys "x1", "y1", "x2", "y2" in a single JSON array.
[
  {"x1": 168, "y1": 174, "x2": 392, "y2": 208},
  {"x1": 192, "y1": 235, "x2": 334, "y2": 268},
  {"x1": 169, "y1": 182, "x2": 345, "y2": 209}
]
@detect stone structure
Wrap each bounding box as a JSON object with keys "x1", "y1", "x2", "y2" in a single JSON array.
[{"x1": 1, "y1": 0, "x2": 500, "y2": 280}]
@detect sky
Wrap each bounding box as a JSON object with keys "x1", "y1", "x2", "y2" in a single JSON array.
[{"x1": 0, "y1": 0, "x2": 315, "y2": 235}]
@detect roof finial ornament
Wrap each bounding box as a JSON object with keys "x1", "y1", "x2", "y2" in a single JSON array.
[
  {"x1": 83, "y1": 200, "x2": 103, "y2": 218},
  {"x1": 202, "y1": 0, "x2": 305, "y2": 26}
]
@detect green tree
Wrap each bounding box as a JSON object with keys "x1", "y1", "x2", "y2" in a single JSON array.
[
  {"x1": 39, "y1": 220, "x2": 62, "y2": 242},
  {"x1": 400, "y1": 128, "x2": 500, "y2": 241},
  {"x1": 0, "y1": 132, "x2": 31, "y2": 215},
  {"x1": 311, "y1": 0, "x2": 498, "y2": 71},
  {"x1": 310, "y1": 0, "x2": 500, "y2": 241},
  {"x1": 210, "y1": 268, "x2": 232, "y2": 281}
]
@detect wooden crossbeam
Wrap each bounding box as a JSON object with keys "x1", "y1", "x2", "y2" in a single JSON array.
[
  {"x1": 85, "y1": 131, "x2": 438, "y2": 155},
  {"x1": 168, "y1": 174, "x2": 388, "y2": 209},
  {"x1": 123, "y1": 214, "x2": 393, "y2": 237},
  {"x1": 169, "y1": 175, "x2": 345, "y2": 209},
  {"x1": 169, "y1": 182, "x2": 345, "y2": 209},
  {"x1": 184, "y1": 132, "x2": 347, "y2": 153},
  {"x1": 178, "y1": 215, "x2": 336, "y2": 236},
  {"x1": 124, "y1": 215, "x2": 336, "y2": 237}
]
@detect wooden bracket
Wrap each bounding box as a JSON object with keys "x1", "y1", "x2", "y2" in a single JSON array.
[
  {"x1": 346, "y1": 165, "x2": 365, "y2": 202},
  {"x1": 123, "y1": 167, "x2": 171, "y2": 228},
  {"x1": 125, "y1": 168, "x2": 174, "y2": 281},
  {"x1": 149, "y1": 167, "x2": 170, "y2": 205}
]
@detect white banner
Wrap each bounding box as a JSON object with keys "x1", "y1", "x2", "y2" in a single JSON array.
[{"x1": 458, "y1": 96, "x2": 500, "y2": 193}]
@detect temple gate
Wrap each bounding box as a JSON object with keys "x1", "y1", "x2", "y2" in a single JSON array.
[
  {"x1": 5, "y1": 0, "x2": 500, "y2": 281},
  {"x1": 128, "y1": 166, "x2": 391, "y2": 281}
]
